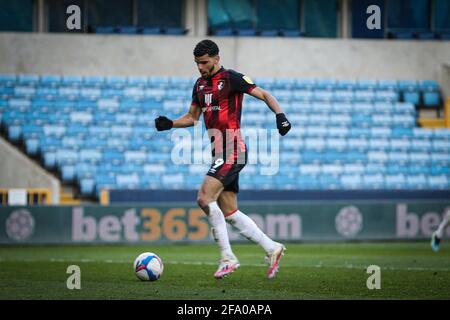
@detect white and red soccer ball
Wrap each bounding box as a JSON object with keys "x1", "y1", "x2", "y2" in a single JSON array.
[{"x1": 133, "y1": 252, "x2": 164, "y2": 281}]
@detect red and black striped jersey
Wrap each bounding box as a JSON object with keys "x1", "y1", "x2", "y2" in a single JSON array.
[{"x1": 191, "y1": 67, "x2": 256, "y2": 159}]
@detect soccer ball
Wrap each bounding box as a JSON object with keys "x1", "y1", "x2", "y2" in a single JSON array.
[{"x1": 133, "y1": 252, "x2": 164, "y2": 281}]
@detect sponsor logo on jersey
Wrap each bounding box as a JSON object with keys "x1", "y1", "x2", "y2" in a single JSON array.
[
  {"x1": 202, "y1": 105, "x2": 221, "y2": 112},
  {"x1": 243, "y1": 75, "x2": 254, "y2": 84}
]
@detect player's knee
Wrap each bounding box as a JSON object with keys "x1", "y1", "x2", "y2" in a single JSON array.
[{"x1": 196, "y1": 192, "x2": 210, "y2": 209}]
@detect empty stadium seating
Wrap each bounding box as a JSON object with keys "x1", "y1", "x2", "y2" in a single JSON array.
[{"x1": 0, "y1": 74, "x2": 448, "y2": 198}]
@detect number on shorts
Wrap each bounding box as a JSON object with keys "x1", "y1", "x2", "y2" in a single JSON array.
[{"x1": 212, "y1": 158, "x2": 224, "y2": 169}]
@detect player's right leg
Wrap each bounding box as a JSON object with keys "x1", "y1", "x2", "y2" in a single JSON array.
[
  {"x1": 431, "y1": 208, "x2": 450, "y2": 252},
  {"x1": 197, "y1": 176, "x2": 239, "y2": 279},
  {"x1": 218, "y1": 191, "x2": 286, "y2": 279}
]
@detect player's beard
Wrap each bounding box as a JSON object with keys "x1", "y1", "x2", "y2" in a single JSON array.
[{"x1": 202, "y1": 65, "x2": 216, "y2": 79}]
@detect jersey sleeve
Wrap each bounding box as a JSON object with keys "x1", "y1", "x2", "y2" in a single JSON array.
[
  {"x1": 191, "y1": 80, "x2": 200, "y2": 106},
  {"x1": 229, "y1": 70, "x2": 257, "y2": 94}
]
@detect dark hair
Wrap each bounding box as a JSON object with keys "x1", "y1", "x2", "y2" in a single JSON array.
[{"x1": 193, "y1": 39, "x2": 219, "y2": 57}]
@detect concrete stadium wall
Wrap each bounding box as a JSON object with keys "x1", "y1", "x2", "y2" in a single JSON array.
[
  {"x1": 0, "y1": 32, "x2": 449, "y2": 95},
  {"x1": 0, "y1": 136, "x2": 60, "y2": 204}
]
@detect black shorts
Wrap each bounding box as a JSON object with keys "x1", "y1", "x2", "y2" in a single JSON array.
[{"x1": 206, "y1": 150, "x2": 247, "y2": 193}]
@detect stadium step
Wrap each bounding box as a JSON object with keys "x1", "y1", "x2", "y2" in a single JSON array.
[
  {"x1": 59, "y1": 185, "x2": 80, "y2": 205},
  {"x1": 418, "y1": 118, "x2": 446, "y2": 129},
  {"x1": 59, "y1": 192, "x2": 80, "y2": 205}
]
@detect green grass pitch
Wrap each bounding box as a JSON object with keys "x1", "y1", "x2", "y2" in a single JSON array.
[{"x1": 0, "y1": 242, "x2": 449, "y2": 299}]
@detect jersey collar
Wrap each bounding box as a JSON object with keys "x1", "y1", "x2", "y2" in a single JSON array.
[{"x1": 209, "y1": 66, "x2": 224, "y2": 79}]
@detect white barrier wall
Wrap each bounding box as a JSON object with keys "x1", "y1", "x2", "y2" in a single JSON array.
[
  {"x1": 0, "y1": 32, "x2": 449, "y2": 93},
  {"x1": 0, "y1": 136, "x2": 60, "y2": 204}
]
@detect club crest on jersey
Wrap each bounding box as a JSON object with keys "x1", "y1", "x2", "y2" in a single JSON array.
[{"x1": 217, "y1": 80, "x2": 224, "y2": 91}]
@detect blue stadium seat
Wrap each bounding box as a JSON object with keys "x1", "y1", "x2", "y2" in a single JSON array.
[
  {"x1": 295, "y1": 79, "x2": 316, "y2": 90},
  {"x1": 403, "y1": 91, "x2": 420, "y2": 105},
  {"x1": 315, "y1": 79, "x2": 336, "y2": 90},
  {"x1": 40, "y1": 74, "x2": 61, "y2": 86},
  {"x1": 340, "y1": 174, "x2": 362, "y2": 189},
  {"x1": 427, "y1": 175, "x2": 449, "y2": 189},
  {"x1": 236, "y1": 28, "x2": 257, "y2": 36},
  {"x1": 0, "y1": 74, "x2": 17, "y2": 85},
  {"x1": 280, "y1": 29, "x2": 301, "y2": 37},
  {"x1": 357, "y1": 79, "x2": 378, "y2": 90},
  {"x1": 117, "y1": 26, "x2": 139, "y2": 34},
  {"x1": 61, "y1": 165, "x2": 76, "y2": 182},
  {"x1": 328, "y1": 126, "x2": 349, "y2": 137},
  {"x1": 213, "y1": 28, "x2": 234, "y2": 36},
  {"x1": 297, "y1": 175, "x2": 320, "y2": 189},
  {"x1": 388, "y1": 151, "x2": 409, "y2": 163},
  {"x1": 127, "y1": 76, "x2": 148, "y2": 86},
  {"x1": 432, "y1": 139, "x2": 450, "y2": 151},
  {"x1": 398, "y1": 80, "x2": 419, "y2": 91},
  {"x1": 406, "y1": 174, "x2": 428, "y2": 189},
  {"x1": 293, "y1": 90, "x2": 313, "y2": 101},
  {"x1": 384, "y1": 174, "x2": 406, "y2": 189},
  {"x1": 116, "y1": 173, "x2": 140, "y2": 187},
  {"x1": 439, "y1": 33, "x2": 450, "y2": 40},
  {"x1": 431, "y1": 153, "x2": 450, "y2": 165},
  {"x1": 80, "y1": 178, "x2": 95, "y2": 195},
  {"x1": 260, "y1": 29, "x2": 279, "y2": 37},
  {"x1": 377, "y1": 80, "x2": 398, "y2": 91},
  {"x1": 392, "y1": 127, "x2": 413, "y2": 138},
  {"x1": 351, "y1": 114, "x2": 372, "y2": 126},
  {"x1": 18, "y1": 74, "x2": 39, "y2": 85},
  {"x1": 349, "y1": 127, "x2": 370, "y2": 138},
  {"x1": 391, "y1": 31, "x2": 414, "y2": 39},
  {"x1": 345, "y1": 151, "x2": 367, "y2": 162},
  {"x1": 409, "y1": 152, "x2": 430, "y2": 163},
  {"x1": 420, "y1": 80, "x2": 439, "y2": 92},
  {"x1": 368, "y1": 151, "x2": 388, "y2": 163},
  {"x1": 326, "y1": 138, "x2": 347, "y2": 150},
  {"x1": 362, "y1": 174, "x2": 384, "y2": 189},
  {"x1": 62, "y1": 75, "x2": 83, "y2": 86},
  {"x1": 319, "y1": 175, "x2": 341, "y2": 189},
  {"x1": 375, "y1": 90, "x2": 399, "y2": 102},
  {"x1": 370, "y1": 138, "x2": 390, "y2": 150},
  {"x1": 298, "y1": 151, "x2": 320, "y2": 163},
  {"x1": 334, "y1": 90, "x2": 354, "y2": 102},
  {"x1": 165, "y1": 27, "x2": 187, "y2": 35},
  {"x1": 410, "y1": 139, "x2": 432, "y2": 152},
  {"x1": 56, "y1": 149, "x2": 78, "y2": 165},
  {"x1": 335, "y1": 80, "x2": 357, "y2": 90},
  {"x1": 423, "y1": 92, "x2": 440, "y2": 106},
  {"x1": 430, "y1": 166, "x2": 449, "y2": 175},
  {"x1": 417, "y1": 32, "x2": 436, "y2": 40},
  {"x1": 433, "y1": 129, "x2": 450, "y2": 139},
  {"x1": 412, "y1": 128, "x2": 433, "y2": 139},
  {"x1": 142, "y1": 27, "x2": 162, "y2": 35},
  {"x1": 94, "y1": 26, "x2": 116, "y2": 34},
  {"x1": 79, "y1": 149, "x2": 102, "y2": 162}
]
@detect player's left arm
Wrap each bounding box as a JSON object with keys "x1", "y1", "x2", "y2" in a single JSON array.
[
  {"x1": 249, "y1": 87, "x2": 292, "y2": 136},
  {"x1": 249, "y1": 87, "x2": 282, "y2": 114}
]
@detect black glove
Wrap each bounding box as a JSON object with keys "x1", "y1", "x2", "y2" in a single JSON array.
[
  {"x1": 276, "y1": 113, "x2": 291, "y2": 136},
  {"x1": 155, "y1": 116, "x2": 173, "y2": 131}
]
